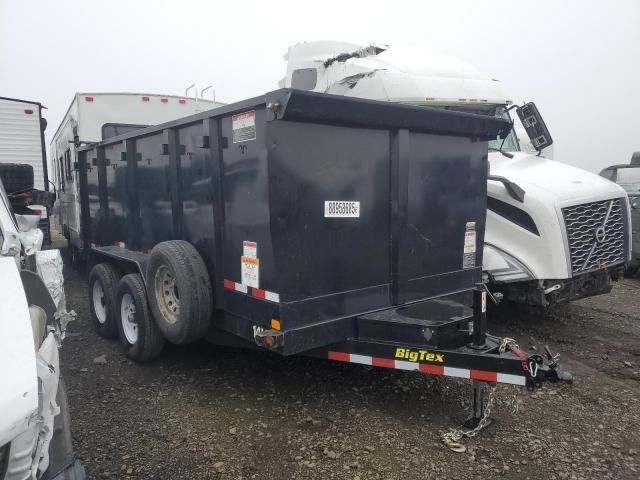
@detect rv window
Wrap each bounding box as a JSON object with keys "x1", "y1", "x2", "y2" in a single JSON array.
[
  {"x1": 58, "y1": 157, "x2": 65, "y2": 192},
  {"x1": 102, "y1": 123, "x2": 149, "y2": 140},
  {"x1": 65, "y1": 149, "x2": 73, "y2": 182}
]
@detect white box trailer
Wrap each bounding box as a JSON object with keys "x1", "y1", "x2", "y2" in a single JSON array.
[
  {"x1": 0, "y1": 96, "x2": 51, "y2": 242},
  {"x1": 51, "y1": 92, "x2": 224, "y2": 255},
  {"x1": 0, "y1": 96, "x2": 48, "y2": 190}
]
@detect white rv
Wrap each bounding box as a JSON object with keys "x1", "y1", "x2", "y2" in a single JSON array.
[
  {"x1": 51, "y1": 92, "x2": 224, "y2": 259},
  {"x1": 280, "y1": 42, "x2": 630, "y2": 307},
  {"x1": 0, "y1": 96, "x2": 51, "y2": 242}
]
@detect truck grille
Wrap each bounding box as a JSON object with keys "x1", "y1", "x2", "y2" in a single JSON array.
[{"x1": 562, "y1": 198, "x2": 626, "y2": 274}]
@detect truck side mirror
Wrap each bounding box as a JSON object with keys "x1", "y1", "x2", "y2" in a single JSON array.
[
  {"x1": 631, "y1": 197, "x2": 640, "y2": 210},
  {"x1": 516, "y1": 102, "x2": 553, "y2": 152}
]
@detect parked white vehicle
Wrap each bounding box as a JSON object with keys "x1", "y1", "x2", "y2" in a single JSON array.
[
  {"x1": 50, "y1": 92, "x2": 224, "y2": 259},
  {"x1": 0, "y1": 177, "x2": 84, "y2": 479},
  {"x1": 0, "y1": 97, "x2": 51, "y2": 243},
  {"x1": 280, "y1": 41, "x2": 630, "y2": 307}
]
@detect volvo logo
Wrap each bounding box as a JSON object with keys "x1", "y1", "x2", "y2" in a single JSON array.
[{"x1": 594, "y1": 225, "x2": 607, "y2": 244}]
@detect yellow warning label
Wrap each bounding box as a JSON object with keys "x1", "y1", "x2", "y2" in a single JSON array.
[{"x1": 241, "y1": 256, "x2": 259, "y2": 288}]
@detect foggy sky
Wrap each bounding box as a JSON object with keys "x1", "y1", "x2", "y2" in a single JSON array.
[{"x1": 1, "y1": 0, "x2": 638, "y2": 173}]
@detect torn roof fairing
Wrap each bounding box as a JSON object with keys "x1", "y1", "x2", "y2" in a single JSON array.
[{"x1": 285, "y1": 41, "x2": 512, "y2": 106}]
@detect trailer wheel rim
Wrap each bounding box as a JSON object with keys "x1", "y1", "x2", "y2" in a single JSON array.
[
  {"x1": 154, "y1": 265, "x2": 180, "y2": 324},
  {"x1": 92, "y1": 281, "x2": 107, "y2": 324},
  {"x1": 120, "y1": 293, "x2": 138, "y2": 344}
]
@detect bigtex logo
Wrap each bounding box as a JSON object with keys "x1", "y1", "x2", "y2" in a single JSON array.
[{"x1": 395, "y1": 347, "x2": 444, "y2": 363}]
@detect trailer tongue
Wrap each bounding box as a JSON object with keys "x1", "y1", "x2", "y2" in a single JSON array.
[{"x1": 77, "y1": 89, "x2": 570, "y2": 448}]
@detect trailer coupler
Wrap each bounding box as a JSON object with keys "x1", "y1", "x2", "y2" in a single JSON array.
[
  {"x1": 498, "y1": 337, "x2": 574, "y2": 391},
  {"x1": 524, "y1": 344, "x2": 574, "y2": 389}
]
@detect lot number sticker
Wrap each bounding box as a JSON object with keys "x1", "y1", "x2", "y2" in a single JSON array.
[{"x1": 324, "y1": 201, "x2": 360, "y2": 218}]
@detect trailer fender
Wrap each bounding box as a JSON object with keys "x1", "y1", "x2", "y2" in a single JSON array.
[{"x1": 90, "y1": 246, "x2": 150, "y2": 280}]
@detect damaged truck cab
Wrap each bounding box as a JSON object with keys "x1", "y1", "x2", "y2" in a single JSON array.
[{"x1": 280, "y1": 41, "x2": 631, "y2": 308}]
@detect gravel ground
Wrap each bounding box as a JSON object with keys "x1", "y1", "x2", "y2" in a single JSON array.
[{"x1": 59, "y1": 257, "x2": 640, "y2": 480}]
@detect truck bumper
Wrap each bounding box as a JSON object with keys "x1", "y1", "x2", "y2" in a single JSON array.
[{"x1": 495, "y1": 263, "x2": 625, "y2": 307}]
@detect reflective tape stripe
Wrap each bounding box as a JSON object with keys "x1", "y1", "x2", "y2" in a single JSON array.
[
  {"x1": 395, "y1": 360, "x2": 420, "y2": 371},
  {"x1": 419, "y1": 363, "x2": 445, "y2": 376},
  {"x1": 350, "y1": 354, "x2": 373, "y2": 365},
  {"x1": 223, "y1": 280, "x2": 278, "y2": 303},
  {"x1": 265, "y1": 291, "x2": 280, "y2": 303},
  {"x1": 372, "y1": 357, "x2": 395, "y2": 368},
  {"x1": 327, "y1": 352, "x2": 525, "y2": 386},
  {"x1": 251, "y1": 288, "x2": 266, "y2": 299},
  {"x1": 470, "y1": 369, "x2": 498, "y2": 382},
  {"x1": 444, "y1": 367, "x2": 470, "y2": 379},
  {"x1": 497, "y1": 373, "x2": 527, "y2": 386},
  {"x1": 328, "y1": 351, "x2": 350, "y2": 362}
]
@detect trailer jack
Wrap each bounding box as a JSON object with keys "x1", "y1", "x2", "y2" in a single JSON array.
[{"x1": 442, "y1": 341, "x2": 573, "y2": 453}]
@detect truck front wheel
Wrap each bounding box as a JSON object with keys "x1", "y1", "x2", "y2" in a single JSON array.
[
  {"x1": 146, "y1": 241, "x2": 213, "y2": 344},
  {"x1": 88, "y1": 263, "x2": 120, "y2": 338},
  {"x1": 116, "y1": 274, "x2": 164, "y2": 361}
]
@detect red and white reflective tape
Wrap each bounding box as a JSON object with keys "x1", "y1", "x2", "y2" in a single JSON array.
[
  {"x1": 223, "y1": 279, "x2": 280, "y2": 303},
  {"x1": 327, "y1": 351, "x2": 526, "y2": 386},
  {"x1": 114, "y1": 241, "x2": 126, "y2": 248}
]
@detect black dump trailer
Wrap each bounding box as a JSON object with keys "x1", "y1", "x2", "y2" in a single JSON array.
[{"x1": 77, "y1": 89, "x2": 566, "y2": 429}]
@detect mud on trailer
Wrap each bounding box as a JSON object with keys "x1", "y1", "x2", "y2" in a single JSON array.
[{"x1": 74, "y1": 89, "x2": 569, "y2": 442}]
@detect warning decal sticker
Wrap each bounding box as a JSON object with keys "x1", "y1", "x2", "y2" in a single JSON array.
[
  {"x1": 462, "y1": 221, "x2": 476, "y2": 269},
  {"x1": 243, "y1": 240, "x2": 257, "y2": 259},
  {"x1": 232, "y1": 111, "x2": 256, "y2": 143},
  {"x1": 241, "y1": 240, "x2": 259, "y2": 288},
  {"x1": 241, "y1": 256, "x2": 259, "y2": 288}
]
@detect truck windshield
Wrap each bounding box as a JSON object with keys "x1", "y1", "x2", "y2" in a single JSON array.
[
  {"x1": 616, "y1": 169, "x2": 640, "y2": 194},
  {"x1": 620, "y1": 183, "x2": 640, "y2": 194},
  {"x1": 428, "y1": 104, "x2": 519, "y2": 152},
  {"x1": 487, "y1": 106, "x2": 519, "y2": 152}
]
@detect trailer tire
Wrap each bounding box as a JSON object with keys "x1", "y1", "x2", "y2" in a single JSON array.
[
  {"x1": 0, "y1": 163, "x2": 34, "y2": 194},
  {"x1": 116, "y1": 274, "x2": 164, "y2": 362},
  {"x1": 146, "y1": 241, "x2": 212, "y2": 344},
  {"x1": 88, "y1": 263, "x2": 120, "y2": 339}
]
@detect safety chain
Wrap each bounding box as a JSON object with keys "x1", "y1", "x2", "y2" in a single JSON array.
[
  {"x1": 440, "y1": 338, "x2": 523, "y2": 453},
  {"x1": 441, "y1": 384, "x2": 497, "y2": 453}
]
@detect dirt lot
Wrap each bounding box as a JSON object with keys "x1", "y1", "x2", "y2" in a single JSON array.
[{"x1": 59, "y1": 260, "x2": 640, "y2": 480}]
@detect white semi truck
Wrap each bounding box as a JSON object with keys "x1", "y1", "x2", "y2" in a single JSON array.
[{"x1": 280, "y1": 41, "x2": 630, "y2": 307}]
